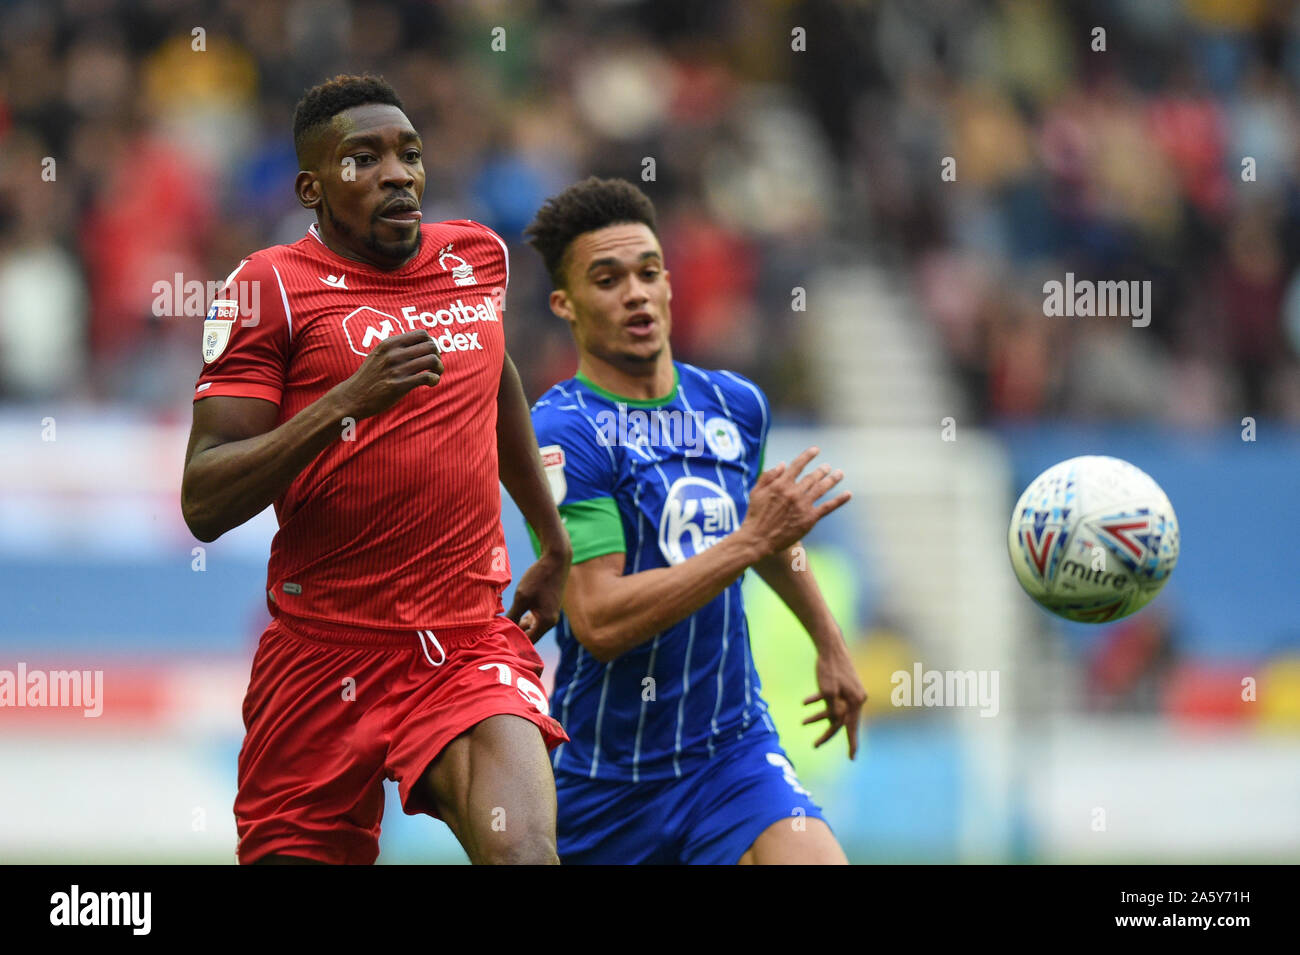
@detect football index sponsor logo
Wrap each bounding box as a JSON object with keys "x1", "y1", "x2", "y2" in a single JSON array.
[
  {"x1": 50, "y1": 885, "x2": 151, "y2": 935},
  {"x1": 341, "y1": 296, "x2": 500, "y2": 357}
]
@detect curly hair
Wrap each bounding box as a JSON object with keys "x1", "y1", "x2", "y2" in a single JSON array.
[
  {"x1": 524, "y1": 177, "x2": 659, "y2": 288},
  {"x1": 292, "y1": 74, "x2": 405, "y2": 166}
]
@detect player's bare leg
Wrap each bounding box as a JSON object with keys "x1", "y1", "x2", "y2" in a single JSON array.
[
  {"x1": 421, "y1": 713, "x2": 559, "y2": 865},
  {"x1": 737, "y1": 817, "x2": 848, "y2": 865}
]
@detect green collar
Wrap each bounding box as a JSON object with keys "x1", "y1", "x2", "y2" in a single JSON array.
[{"x1": 575, "y1": 365, "x2": 680, "y2": 408}]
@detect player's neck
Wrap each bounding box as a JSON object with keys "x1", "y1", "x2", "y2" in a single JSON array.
[
  {"x1": 576, "y1": 354, "x2": 676, "y2": 403},
  {"x1": 315, "y1": 222, "x2": 420, "y2": 271}
]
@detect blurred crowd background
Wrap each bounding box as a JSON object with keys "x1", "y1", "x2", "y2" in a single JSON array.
[
  {"x1": 1, "y1": 0, "x2": 1297, "y2": 863},
  {"x1": 3, "y1": 0, "x2": 1300, "y2": 419}
]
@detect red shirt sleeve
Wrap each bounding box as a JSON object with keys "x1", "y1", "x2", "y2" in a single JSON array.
[{"x1": 193, "y1": 254, "x2": 291, "y2": 405}]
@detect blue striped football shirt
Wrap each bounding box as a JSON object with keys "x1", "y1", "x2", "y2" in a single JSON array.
[{"x1": 528, "y1": 362, "x2": 778, "y2": 782}]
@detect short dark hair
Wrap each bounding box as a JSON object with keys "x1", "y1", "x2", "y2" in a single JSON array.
[
  {"x1": 292, "y1": 74, "x2": 405, "y2": 166},
  {"x1": 524, "y1": 177, "x2": 659, "y2": 287}
]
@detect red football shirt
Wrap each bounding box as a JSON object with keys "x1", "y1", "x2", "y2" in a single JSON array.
[{"x1": 194, "y1": 220, "x2": 512, "y2": 630}]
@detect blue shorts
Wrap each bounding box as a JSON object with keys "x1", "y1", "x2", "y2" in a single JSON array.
[{"x1": 555, "y1": 730, "x2": 827, "y2": 865}]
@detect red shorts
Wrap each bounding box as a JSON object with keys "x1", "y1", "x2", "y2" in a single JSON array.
[{"x1": 234, "y1": 612, "x2": 568, "y2": 865}]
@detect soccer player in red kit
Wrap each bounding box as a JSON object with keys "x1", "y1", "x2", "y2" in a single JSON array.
[{"x1": 180, "y1": 75, "x2": 572, "y2": 865}]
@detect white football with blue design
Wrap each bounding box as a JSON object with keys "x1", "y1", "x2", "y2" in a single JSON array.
[{"x1": 1008, "y1": 455, "x2": 1179, "y2": 623}]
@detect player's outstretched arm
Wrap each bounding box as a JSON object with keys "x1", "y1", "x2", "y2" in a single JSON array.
[
  {"x1": 496, "y1": 353, "x2": 572, "y2": 641},
  {"x1": 181, "y1": 329, "x2": 443, "y2": 541},
  {"x1": 564, "y1": 447, "x2": 851, "y2": 663},
  {"x1": 752, "y1": 546, "x2": 866, "y2": 758}
]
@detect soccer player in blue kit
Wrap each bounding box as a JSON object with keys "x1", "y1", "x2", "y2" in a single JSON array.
[{"x1": 522, "y1": 177, "x2": 867, "y2": 864}]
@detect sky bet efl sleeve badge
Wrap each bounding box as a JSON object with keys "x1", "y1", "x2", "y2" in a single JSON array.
[
  {"x1": 540, "y1": 445, "x2": 566, "y2": 504},
  {"x1": 202, "y1": 299, "x2": 238, "y2": 363}
]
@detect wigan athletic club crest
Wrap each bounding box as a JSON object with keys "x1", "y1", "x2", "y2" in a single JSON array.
[
  {"x1": 703, "y1": 416, "x2": 743, "y2": 461},
  {"x1": 202, "y1": 299, "x2": 238, "y2": 363}
]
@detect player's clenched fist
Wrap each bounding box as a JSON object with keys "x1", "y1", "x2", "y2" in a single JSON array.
[
  {"x1": 333, "y1": 329, "x2": 444, "y2": 419},
  {"x1": 736, "y1": 447, "x2": 850, "y2": 557}
]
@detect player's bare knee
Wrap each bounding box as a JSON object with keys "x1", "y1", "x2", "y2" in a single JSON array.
[
  {"x1": 474, "y1": 831, "x2": 559, "y2": 865},
  {"x1": 467, "y1": 803, "x2": 558, "y2": 865}
]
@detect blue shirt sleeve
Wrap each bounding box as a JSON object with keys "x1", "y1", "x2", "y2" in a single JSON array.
[{"x1": 529, "y1": 398, "x2": 625, "y2": 562}]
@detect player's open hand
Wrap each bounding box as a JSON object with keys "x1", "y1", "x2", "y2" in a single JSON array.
[
  {"x1": 802, "y1": 644, "x2": 866, "y2": 758},
  {"x1": 507, "y1": 546, "x2": 572, "y2": 643},
  {"x1": 739, "y1": 447, "x2": 851, "y2": 558},
  {"x1": 334, "y1": 329, "x2": 444, "y2": 419}
]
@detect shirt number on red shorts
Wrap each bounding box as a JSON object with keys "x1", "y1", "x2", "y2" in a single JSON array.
[{"x1": 478, "y1": 662, "x2": 550, "y2": 716}]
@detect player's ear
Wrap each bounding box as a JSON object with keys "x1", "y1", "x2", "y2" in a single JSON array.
[
  {"x1": 549, "y1": 288, "x2": 575, "y2": 325},
  {"x1": 663, "y1": 268, "x2": 671, "y2": 303},
  {"x1": 296, "y1": 171, "x2": 322, "y2": 210}
]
